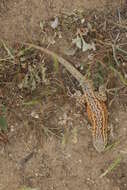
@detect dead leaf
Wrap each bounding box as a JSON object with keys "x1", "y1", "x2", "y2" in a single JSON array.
[
  {"x1": 50, "y1": 17, "x2": 59, "y2": 29},
  {"x1": 72, "y1": 36, "x2": 96, "y2": 52}
]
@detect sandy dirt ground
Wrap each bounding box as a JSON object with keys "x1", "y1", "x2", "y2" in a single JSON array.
[{"x1": 0, "y1": 0, "x2": 127, "y2": 190}]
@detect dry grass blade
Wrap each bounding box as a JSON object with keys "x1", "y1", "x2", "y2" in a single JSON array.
[
  {"x1": 116, "y1": 46, "x2": 127, "y2": 55},
  {"x1": 0, "y1": 57, "x2": 12, "y2": 62},
  {"x1": 16, "y1": 46, "x2": 32, "y2": 57},
  {"x1": 42, "y1": 125, "x2": 62, "y2": 139},
  {"x1": 100, "y1": 157, "x2": 121, "y2": 178},
  {"x1": 112, "y1": 44, "x2": 120, "y2": 66},
  {"x1": 1, "y1": 40, "x2": 14, "y2": 59},
  {"x1": 110, "y1": 66, "x2": 127, "y2": 86},
  {"x1": 108, "y1": 20, "x2": 127, "y2": 30},
  {"x1": 105, "y1": 140, "x2": 120, "y2": 151}
]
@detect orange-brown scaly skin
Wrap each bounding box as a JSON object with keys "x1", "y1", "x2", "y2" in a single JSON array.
[
  {"x1": 87, "y1": 100, "x2": 108, "y2": 152},
  {"x1": 21, "y1": 42, "x2": 108, "y2": 153},
  {"x1": 82, "y1": 81, "x2": 108, "y2": 152}
]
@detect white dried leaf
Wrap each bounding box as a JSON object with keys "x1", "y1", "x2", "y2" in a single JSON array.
[
  {"x1": 81, "y1": 18, "x2": 85, "y2": 24},
  {"x1": 72, "y1": 36, "x2": 82, "y2": 49},
  {"x1": 50, "y1": 17, "x2": 59, "y2": 29},
  {"x1": 72, "y1": 36, "x2": 96, "y2": 52},
  {"x1": 18, "y1": 83, "x2": 23, "y2": 89},
  {"x1": 31, "y1": 111, "x2": 39, "y2": 119},
  {"x1": 88, "y1": 54, "x2": 94, "y2": 60},
  {"x1": 80, "y1": 65, "x2": 84, "y2": 70}
]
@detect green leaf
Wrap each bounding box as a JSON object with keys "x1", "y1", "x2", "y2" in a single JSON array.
[
  {"x1": 1, "y1": 105, "x2": 6, "y2": 113},
  {"x1": 0, "y1": 116, "x2": 8, "y2": 131},
  {"x1": 23, "y1": 100, "x2": 40, "y2": 106},
  {"x1": 53, "y1": 56, "x2": 59, "y2": 74},
  {"x1": 100, "y1": 157, "x2": 121, "y2": 178}
]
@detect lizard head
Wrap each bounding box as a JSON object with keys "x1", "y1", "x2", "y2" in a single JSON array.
[
  {"x1": 92, "y1": 127, "x2": 107, "y2": 153},
  {"x1": 93, "y1": 137, "x2": 106, "y2": 153}
]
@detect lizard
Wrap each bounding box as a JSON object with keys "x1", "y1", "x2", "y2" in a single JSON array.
[{"x1": 20, "y1": 42, "x2": 108, "y2": 153}]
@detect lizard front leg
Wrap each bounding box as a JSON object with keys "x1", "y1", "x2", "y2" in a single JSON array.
[{"x1": 95, "y1": 84, "x2": 107, "y2": 102}]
